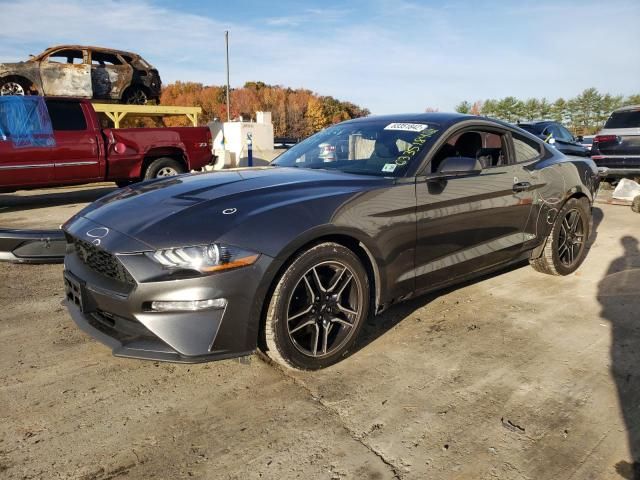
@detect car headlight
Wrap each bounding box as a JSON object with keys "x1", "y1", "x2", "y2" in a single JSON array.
[{"x1": 146, "y1": 243, "x2": 259, "y2": 274}]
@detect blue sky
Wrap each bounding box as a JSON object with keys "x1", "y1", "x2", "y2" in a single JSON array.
[{"x1": 1, "y1": 0, "x2": 639, "y2": 113}]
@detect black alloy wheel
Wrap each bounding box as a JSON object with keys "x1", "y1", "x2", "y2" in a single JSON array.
[
  {"x1": 530, "y1": 197, "x2": 591, "y2": 276},
  {"x1": 286, "y1": 261, "x2": 361, "y2": 358},
  {"x1": 264, "y1": 243, "x2": 369, "y2": 370},
  {"x1": 557, "y1": 208, "x2": 586, "y2": 267}
]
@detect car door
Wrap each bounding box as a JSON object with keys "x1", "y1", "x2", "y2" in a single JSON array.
[
  {"x1": 46, "y1": 99, "x2": 101, "y2": 183},
  {"x1": 39, "y1": 48, "x2": 92, "y2": 98},
  {"x1": 90, "y1": 50, "x2": 133, "y2": 100},
  {"x1": 0, "y1": 98, "x2": 55, "y2": 188},
  {"x1": 0, "y1": 137, "x2": 54, "y2": 188},
  {"x1": 413, "y1": 125, "x2": 536, "y2": 292}
]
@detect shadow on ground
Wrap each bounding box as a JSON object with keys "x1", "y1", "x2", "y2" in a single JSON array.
[
  {"x1": 599, "y1": 236, "x2": 640, "y2": 479},
  {"x1": 0, "y1": 186, "x2": 116, "y2": 214},
  {"x1": 355, "y1": 259, "x2": 528, "y2": 354},
  {"x1": 354, "y1": 207, "x2": 605, "y2": 369}
]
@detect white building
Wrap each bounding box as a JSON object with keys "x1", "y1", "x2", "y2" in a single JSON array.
[{"x1": 208, "y1": 112, "x2": 278, "y2": 169}]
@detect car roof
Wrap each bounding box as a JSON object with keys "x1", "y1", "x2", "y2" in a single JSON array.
[
  {"x1": 41, "y1": 45, "x2": 141, "y2": 58},
  {"x1": 517, "y1": 120, "x2": 556, "y2": 127},
  {"x1": 344, "y1": 113, "x2": 540, "y2": 135},
  {"x1": 612, "y1": 104, "x2": 640, "y2": 113},
  {"x1": 341, "y1": 112, "x2": 475, "y2": 126}
]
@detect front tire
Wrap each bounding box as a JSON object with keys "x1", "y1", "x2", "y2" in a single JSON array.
[
  {"x1": 0, "y1": 77, "x2": 34, "y2": 96},
  {"x1": 530, "y1": 197, "x2": 591, "y2": 276},
  {"x1": 143, "y1": 157, "x2": 185, "y2": 180},
  {"x1": 263, "y1": 243, "x2": 370, "y2": 370}
]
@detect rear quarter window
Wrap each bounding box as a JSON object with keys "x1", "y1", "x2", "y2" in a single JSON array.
[
  {"x1": 604, "y1": 110, "x2": 640, "y2": 129},
  {"x1": 512, "y1": 133, "x2": 542, "y2": 163}
]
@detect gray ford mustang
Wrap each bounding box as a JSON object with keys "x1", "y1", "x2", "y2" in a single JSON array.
[{"x1": 62, "y1": 113, "x2": 599, "y2": 370}]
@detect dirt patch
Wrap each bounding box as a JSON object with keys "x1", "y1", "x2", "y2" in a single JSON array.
[{"x1": 0, "y1": 195, "x2": 639, "y2": 479}]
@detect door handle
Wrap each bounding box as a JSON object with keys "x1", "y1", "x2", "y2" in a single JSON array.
[{"x1": 512, "y1": 181, "x2": 532, "y2": 193}]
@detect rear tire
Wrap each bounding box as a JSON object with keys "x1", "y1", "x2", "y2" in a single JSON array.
[
  {"x1": 263, "y1": 242, "x2": 370, "y2": 370},
  {"x1": 530, "y1": 197, "x2": 591, "y2": 276},
  {"x1": 143, "y1": 157, "x2": 185, "y2": 180},
  {"x1": 123, "y1": 86, "x2": 148, "y2": 105},
  {"x1": 632, "y1": 195, "x2": 640, "y2": 214}
]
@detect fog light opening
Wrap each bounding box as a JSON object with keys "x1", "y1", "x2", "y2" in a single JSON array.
[{"x1": 149, "y1": 298, "x2": 227, "y2": 312}]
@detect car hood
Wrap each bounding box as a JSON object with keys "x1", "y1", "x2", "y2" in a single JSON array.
[
  {"x1": 66, "y1": 167, "x2": 383, "y2": 251},
  {"x1": 0, "y1": 62, "x2": 26, "y2": 73}
]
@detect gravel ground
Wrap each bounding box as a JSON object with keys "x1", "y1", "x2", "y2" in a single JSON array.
[{"x1": 0, "y1": 187, "x2": 639, "y2": 479}]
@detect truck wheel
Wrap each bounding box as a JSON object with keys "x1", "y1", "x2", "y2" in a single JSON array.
[
  {"x1": 530, "y1": 197, "x2": 591, "y2": 276},
  {"x1": 143, "y1": 157, "x2": 186, "y2": 180},
  {"x1": 123, "y1": 86, "x2": 148, "y2": 105},
  {"x1": 632, "y1": 195, "x2": 640, "y2": 214}
]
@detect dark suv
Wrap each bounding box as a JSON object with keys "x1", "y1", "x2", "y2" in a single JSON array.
[
  {"x1": 516, "y1": 121, "x2": 589, "y2": 157},
  {"x1": 591, "y1": 105, "x2": 640, "y2": 179}
]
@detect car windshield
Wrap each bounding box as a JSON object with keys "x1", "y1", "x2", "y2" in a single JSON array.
[{"x1": 273, "y1": 120, "x2": 440, "y2": 176}]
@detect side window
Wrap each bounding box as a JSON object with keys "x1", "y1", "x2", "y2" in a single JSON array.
[
  {"x1": 46, "y1": 101, "x2": 87, "y2": 131},
  {"x1": 512, "y1": 133, "x2": 541, "y2": 163},
  {"x1": 557, "y1": 126, "x2": 574, "y2": 142},
  {"x1": 91, "y1": 52, "x2": 123, "y2": 66},
  {"x1": 430, "y1": 129, "x2": 506, "y2": 172},
  {"x1": 47, "y1": 49, "x2": 84, "y2": 65}
]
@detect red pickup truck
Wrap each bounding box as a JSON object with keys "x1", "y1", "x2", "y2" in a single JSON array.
[{"x1": 0, "y1": 97, "x2": 213, "y2": 192}]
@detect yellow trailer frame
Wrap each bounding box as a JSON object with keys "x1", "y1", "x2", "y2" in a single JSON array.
[{"x1": 91, "y1": 103, "x2": 202, "y2": 128}]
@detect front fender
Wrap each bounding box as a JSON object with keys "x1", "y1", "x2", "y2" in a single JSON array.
[{"x1": 0, "y1": 64, "x2": 43, "y2": 93}]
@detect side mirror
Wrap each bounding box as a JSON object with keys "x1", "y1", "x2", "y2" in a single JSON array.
[
  {"x1": 430, "y1": 156, "x2": 482, "y2": 180},
  {"x1": 576, "y1": 135, "x2": 584, "y2": 142}
]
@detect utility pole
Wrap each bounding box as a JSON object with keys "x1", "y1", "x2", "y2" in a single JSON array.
[{"x1": 225, "y1": 30, "x2": 230, "y2": 122}]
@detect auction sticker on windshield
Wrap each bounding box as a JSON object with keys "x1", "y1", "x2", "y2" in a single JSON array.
[{"x1": 384, "y1": 123, "x2": 428, "y2": 132}]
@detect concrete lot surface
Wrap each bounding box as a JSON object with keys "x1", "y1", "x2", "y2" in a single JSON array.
[{"x1": 0, "y1": 186, "x2": 639, "y2": 479}]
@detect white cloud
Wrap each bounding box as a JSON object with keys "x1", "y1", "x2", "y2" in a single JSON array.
[{"x1": 0, "y1": 0, "x2": 638, "y2": 113}]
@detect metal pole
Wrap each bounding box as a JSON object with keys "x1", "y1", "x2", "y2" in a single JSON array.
[{"x1": 225, "y1": 30, "x2": 230, "y2": 122}]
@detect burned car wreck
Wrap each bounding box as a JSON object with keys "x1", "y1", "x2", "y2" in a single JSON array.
[{"x1": 0, "y1": 45, "x2": 161, "y2": 104}]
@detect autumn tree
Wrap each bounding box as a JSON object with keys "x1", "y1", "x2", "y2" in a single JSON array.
[
  {"x1": 470, "y1": 101, "x2": 483, "y2": 116},
  {"x1": 159, "y1": 81, "x2": 369, "y2": 138}
]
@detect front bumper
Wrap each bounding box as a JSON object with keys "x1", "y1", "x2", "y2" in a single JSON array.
[
  {"x1": 0, "y1": 228, "x2": 65, "y2": 264},
  {"x1": 63, "y1": 243, "x2": 275, "y2": 363}
]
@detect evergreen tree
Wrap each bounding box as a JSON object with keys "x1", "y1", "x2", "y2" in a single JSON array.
[{"x1": 455, "y1": 101, "x2": 471, "y2": 114}]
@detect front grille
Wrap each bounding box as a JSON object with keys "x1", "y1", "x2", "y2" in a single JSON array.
[{"x1": 72, "y1": 237, "x2": 135, "y2": 285}]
